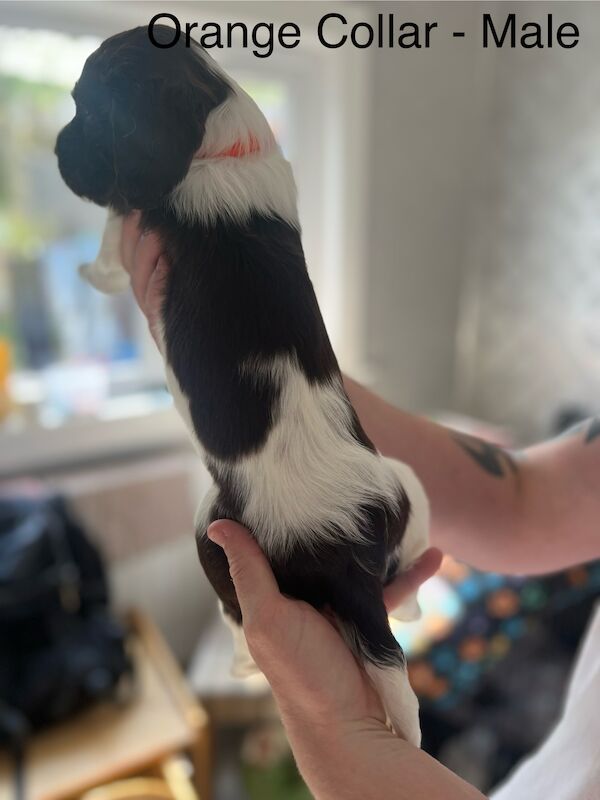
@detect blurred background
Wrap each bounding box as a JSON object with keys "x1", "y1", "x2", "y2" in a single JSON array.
[{"x1": 0, "y1": 1, "x2": 599, "y2": 798}]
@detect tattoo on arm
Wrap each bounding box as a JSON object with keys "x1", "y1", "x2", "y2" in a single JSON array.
[
  {"x1": 452, "y1": 432, "x2": 518, "y2": 478},
  {"x1": 585, "y1": 418, "x2": 600, "y2": 443},
  {"x1": 560, "y1": 417, "x2": 600, "y2": 444},
  {"x1": 452, "y1": 415, "x2": 599, "y2": 478}
]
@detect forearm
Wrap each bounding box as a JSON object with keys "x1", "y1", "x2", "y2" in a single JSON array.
[
  {"x1": 515, "y1": 428, "x2": 600, "y2": 571},
  {"x1": 346, "y1": 376, "x2": 526, "y2": 572},
  {"x1": 279, "y1": 712, "x2": 486, "y2": 800},
  {"x1": 345, "y1": 378, "x2": 600, "y2": 574}
]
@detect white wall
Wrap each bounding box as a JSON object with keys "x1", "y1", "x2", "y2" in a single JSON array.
[
  {"x1": 361, "y1": 2, "x2": 495, "y2": 413},
  {"x1": 455, "y1": 2, "x2": 600, "y2": 442}
]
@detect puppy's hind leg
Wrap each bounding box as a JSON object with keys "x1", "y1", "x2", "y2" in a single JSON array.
[
  {"x1": 195, "y1": 486, "x2": 259, "y2": 679},
  {"x1": 384, "y1": 457, "x2": 430, "y2": 622},
  {"x1": 328, "y1": 568, "x2": 421, "y2": 746},
  {"x1": 79, "y1": 209, "x2": 130, "y2": 294},
  {"x1": 220, "y1": 602, "x2": 260, "y2": 678}
]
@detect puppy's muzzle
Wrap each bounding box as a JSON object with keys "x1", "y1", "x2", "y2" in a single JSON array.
[{"x1": 55, "y1": 120, "x2": 113, "y2": 205}]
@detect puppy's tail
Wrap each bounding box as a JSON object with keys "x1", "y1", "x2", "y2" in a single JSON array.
[{"x1": 332, "y1": 586, "x2": 421, "y2": 747}]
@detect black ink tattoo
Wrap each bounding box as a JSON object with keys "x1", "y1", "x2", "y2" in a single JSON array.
[
  {"x1": 452, "y1": 432, "x2": 518, "y2": 479},
  {"x1": 559, "y1": 417, "x2": 600, "y2": 444},
  {"x1": 585, "y1": 417, "x2": 600, "y2": 443}
]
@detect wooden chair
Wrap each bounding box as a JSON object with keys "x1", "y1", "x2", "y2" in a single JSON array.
[{"x1": 0, "y1": 611, "x2": 212, "y2": 800}]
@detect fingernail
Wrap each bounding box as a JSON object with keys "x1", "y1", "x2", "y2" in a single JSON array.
[{"x1": 207, "y1": 524, "x2": 228, "y2": 547}]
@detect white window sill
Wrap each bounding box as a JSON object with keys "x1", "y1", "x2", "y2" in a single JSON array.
[{"x1": 0, "y1": 404, "x2": 191, "y2": 478}]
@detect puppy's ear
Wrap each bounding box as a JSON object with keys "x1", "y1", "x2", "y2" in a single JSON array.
[
  {"x1": 109, "y1": 88, "x2": 196, "y2": 209},
  {"x1": 101, "y1": 35, "x2": 230, "y2": 210}
]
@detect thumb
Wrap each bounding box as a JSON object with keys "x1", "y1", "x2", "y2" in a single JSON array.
[
  {"x1": 207, "y1": 520, "x2": 282, "y2": 626},
  {"x1": 383, "y1": 547, "x2": 443, "y2": 612}
]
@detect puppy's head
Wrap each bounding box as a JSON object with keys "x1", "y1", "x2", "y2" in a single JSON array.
[{"x1": 55, "y1": 25, "x2": 230, "y2": 212}]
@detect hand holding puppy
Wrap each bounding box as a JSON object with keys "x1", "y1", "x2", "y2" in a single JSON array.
[
  {"x1": 119, "y1": 197, "x2": 483, "y2": 800},
  {"x1": 58, "y1": 27, "x2": 432, "y2": 747},
  {"x1": 120, "y1": 214, "x2": 442, "y2": 730},
  {"x1": 207, "y1": 520, "x2": 442, "y2": 729}
]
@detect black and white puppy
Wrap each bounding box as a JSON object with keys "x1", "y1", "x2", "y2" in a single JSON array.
[{"x1": 55, "y1": 25, "x2": 429, "y2": 745}]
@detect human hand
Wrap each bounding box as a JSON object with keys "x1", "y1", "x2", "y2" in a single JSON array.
[
  {"x1": 120, "y1": 209, "x2": 442, "y2": 722},
  {"x1": 120, "y1": 211, "x2": 167, "y2": 333},
  {"x1": 207, "y1": 520, "x2": 442, "y2": 733}
]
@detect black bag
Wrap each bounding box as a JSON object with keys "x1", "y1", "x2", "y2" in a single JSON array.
[{"x1": 0, "y1": 492, "x2": 132, "y2": 745}]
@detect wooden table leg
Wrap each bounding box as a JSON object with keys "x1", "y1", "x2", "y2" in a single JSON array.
[{"x1": 190, "y1": 715, "x2": 213, "y2": 800}]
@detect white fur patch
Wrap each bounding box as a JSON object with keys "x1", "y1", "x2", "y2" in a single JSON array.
[
  {"x1": 365, "y1": 662, "x2": 421, "y2": 746},
  {"x1": 219, "y1": 603, "x2": 260, "y2": 678},
  {"x1": 384, "y1": 457, "x2": 430, "y2": 622},
  {"x1": 228, "y1": 356, "x2": 404, "y2": 558},
  {"x1": 169, "y1": 52, "x2": 298, "y2": 228},
  {"x1": 169, "y1": 152, "x2": 298, "y2": 228},
  {"x1": 163, "y1": 354, "x2": 422, "y2": 563},
  {"x1": 194, "y1": 60, "x2": 278, "y2": 160},
  {"x1": 194, "y1": 481, "x2": 219, "y2": 531}
]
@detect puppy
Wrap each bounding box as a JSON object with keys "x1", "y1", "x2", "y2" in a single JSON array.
[{"x1": 55, "y1": 25, "x2": 430, "y2": 745}]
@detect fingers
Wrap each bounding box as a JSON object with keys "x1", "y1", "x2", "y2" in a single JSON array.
[
  {"x1": 120, "y1": 211, "x2": 143, "y2": 273},
  {"x1": 120, "y1": 212, "x2": 165, "y2": 322},
  {"x1": 207, "y1": 520, "x2": 283, "y2": 630},
  {"x1": 383, "y1": 547, "x2": 443, "y2": 612},
  {"x1": 130, "y1": 233, "x2": 164, "y2": 317},
  {"x1": 208, "y1": 520, "x2": 442, "y2": 623},
  {"x1": 145, "y1": 256, "x2": 169, "y2": 332}
]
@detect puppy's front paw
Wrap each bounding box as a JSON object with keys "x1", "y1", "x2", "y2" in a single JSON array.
[
  {"x1": 221, "y1": 603, "x2": 261, "y2": 679},
  {"x1": 401, "y1": 713, "x2": 422, "y2": 748},
  {"x1": 79, "y1": 260, "x2": 130, "y2": 294},
  {"x1": 230, "y1": 655, "x2": 261, "y2": 679},
  {"x1": 394, "y1": 677, "x2": 422, "y2": 747},
  {"x1": 389, "y1": 591, "x2": 421, "y2": 622}
]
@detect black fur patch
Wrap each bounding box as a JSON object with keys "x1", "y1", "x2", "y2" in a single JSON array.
[
  {"x1": 145, "y1": 208, "x2": 340, "y2": 459},
  {"x1": 197, "y1": 495, "x2": 410, "y2": 664}
]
